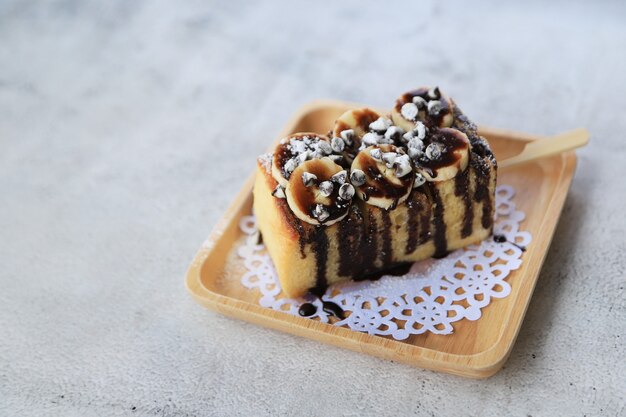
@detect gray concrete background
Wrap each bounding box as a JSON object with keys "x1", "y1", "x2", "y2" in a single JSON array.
[{"x1": 1, "y1": 1, "x2": 625, "y2": 416}]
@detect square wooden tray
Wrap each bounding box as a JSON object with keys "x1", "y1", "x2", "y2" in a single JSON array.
[{"x1": 186, "y1": 100, "x2": 577, "y2": 378}]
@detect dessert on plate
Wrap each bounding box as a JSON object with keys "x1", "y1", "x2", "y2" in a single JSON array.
[{"x1": 253, "y1": 87, "x2": 497, "y2": 298}]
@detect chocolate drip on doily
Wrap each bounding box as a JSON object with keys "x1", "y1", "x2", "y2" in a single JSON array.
[
  {"x1": 322, "y1": 301, "x2": 344, "y2": 319},
  {"x1": 298, "y1": 299, "x2": 344, "y2": 319},
  {"x1": 493, "y1": 234, "x2": 526, "y2": 252},
  {"x1": 298, "y1": 299, "x2": 344, "y2": 320},
  {"x1": 298, "y1": 303, "x2": 317, "y2": 317}
]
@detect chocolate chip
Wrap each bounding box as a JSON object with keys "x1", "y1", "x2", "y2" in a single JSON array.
[
  {"x1": 340, "y1": 129, "x2": 354, "y2": 146},
  {"x1": 272, "y1": 185, "x2": 286, "y2": 198},
  {"x1": 427, "y1": 100, "x2": 442, "y2": 116},
  {"x1": 338, "y1": 183, "x2": 355, "y2": 200},
  {"x1": 302, "y1": 172, "x2": 317, "y2": 186},
  {"x1": 412, "y1": 96, "x2": 428, "y2": 108},
  {"x1": 407, "y1": 146, "x2": 422, "y2": 159},
  {"x1": 382, "y1": 152, "x2": 397, "y2": 168},
  {"x1": 407, "y1": 137, "x2": 424, "y2": 159},
  {"x1": 413, "y1": 172, "x2": 426, "y2": 188},
  {"x1": 408, "y1": 137, "x2": 424, "y2": 151},
  {"x1": 369, "y1": 148, "x2": 383, "y2": 161},
  {"x1": 369, "y1": 117, "x2": 390, "y2": 134},
  {"x1": 319, "y1": 180, "x2": 334, "y2": 197},
  {"x1": 328, "y1": 154, "x2": 343, "y2": 164},
  {"x1": 401, "y1": 102, "x2": 418, "y2": 121},
  {"x1": 331, "y1": 170, "x2": 347, "y2": 184},
  {"x1": 428, "y1": 86, "x2": 441, "y2": 100},
  {"x1": 313, "y1": 204, "x2": 329, "y2": 222},
  {"x1": 384, "y1": 126, "x2": 403, "y2": 142},
  {"x1": 362, "y1": 132, "x2": 380, "y2": 146},
  {"x1": 350, "y1": 169, "x2": 366, "y2": 186},
  {"x1": 331, "y1": 137, "x2": 345, "y2": 153},
  {"x1": 284, "y1": 158, "x2": 298, "y2": 175},
  {"x1": 317, "y1": 141, "x2": 332, "y2": 155},
  {"x1": 425, "y1": 142, "x2": 443, "y2": 160},
  {"x1": 297, "y1": 150, "x2": 311, "y2": 164},
  {"x1": 394, "y1": 154, "x2": 412, "y2": 178},
  {"x1": 414, "y1": 122, "x2": 426, "y2": 139}
]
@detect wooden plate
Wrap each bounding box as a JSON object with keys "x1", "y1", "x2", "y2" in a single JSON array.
[{"x1": 186, "y1": 100, "x2": 577, "y2": 378}]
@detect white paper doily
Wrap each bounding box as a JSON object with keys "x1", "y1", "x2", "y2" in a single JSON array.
[{"x1": 237, "y1": 185, "x2": 531, "y2": 340}]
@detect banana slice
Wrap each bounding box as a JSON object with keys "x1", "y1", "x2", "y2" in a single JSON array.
[
  {"x1": 391, "y1": 86, "x2": 454, "y2": 131},
  {"x1": 271, "y1": 133, "x2": 335, "y2": 187},
  {"x1": 413, "y1": 127, "x2": 471, "y2": 182},
  {"x1": 285, "y1": 158, "x2": 354, "y2": 226},
  {"x1": 332, "y1": 108, "x2": 401, "y2": 162},
  {"x1": 350, "y1": 144, "x2": 415, "y2": 210}
]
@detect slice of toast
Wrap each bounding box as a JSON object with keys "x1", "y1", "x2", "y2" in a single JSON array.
[{"x1": 253, "y1": 90, "x2": 496, "y2": 298}]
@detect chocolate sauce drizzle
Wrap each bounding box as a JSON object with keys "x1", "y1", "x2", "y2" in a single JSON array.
[
  {"x1": 416, "y1": 129, "x2": 468, "y2": 180},
  {"x1": 429, "y1": 185, "x2": 449, "y2": 258},
  {"x1": 337, "y1": 206, "x2": 364, "y2": 277},
  {"x1": 405, "y1": 199, "x2": 422, "y2": 254},
  {"x1": 472, "y1": 157, "x2": 493, "y2": 229},
  {"x1": 359, "y1": 213, "x2": 379, "y2": 277},
  {"x1": 381, "y1": 211, "x2": 393, "y2": 265},
  {"x1": 309, "y1": 226, "x2": 329, "y2": 297},
  {"x1": 454, "y1": 165, "x2": 473, "y2": 238},
  {"x1": 419, "y1": 204, "x2": 432, "y2": 245},
  {"x1": 458, "y1": 107, "x2": 496, "y2": 232},
  {"x1": 358, "y1": 151, "x2": 413, "y2": 205}
]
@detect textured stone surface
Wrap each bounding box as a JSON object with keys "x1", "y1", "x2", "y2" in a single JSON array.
[{"x1": 1, "y1": 1, "x2": 625, "y2": 416}]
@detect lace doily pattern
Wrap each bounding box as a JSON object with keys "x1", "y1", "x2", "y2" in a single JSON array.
[{"x1": 237, "y1": 185, "x2": 531, "y2": 340}]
